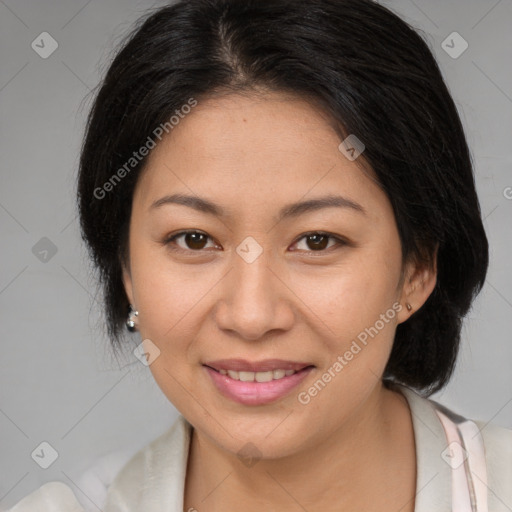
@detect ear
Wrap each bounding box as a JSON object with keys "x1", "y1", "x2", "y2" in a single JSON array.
[
  {"x1": 121, "y1": 257, "x2": 135, "y2": 306},
  {"x1": 397, "y1": 244, "x2": 438, "y2": 324}
]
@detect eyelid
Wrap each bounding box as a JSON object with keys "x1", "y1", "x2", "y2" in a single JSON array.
[{"x1": 163, "y1": 230, "x2": 348, "y2": 254}]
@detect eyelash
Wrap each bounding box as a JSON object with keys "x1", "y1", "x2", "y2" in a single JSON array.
[{"x1": 162, "y1": 229, "x2": 347, "y2": 255}]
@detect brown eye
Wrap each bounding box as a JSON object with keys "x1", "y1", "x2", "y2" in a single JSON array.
[
  {"x1": 292, "y1": 232, "x2": 345, "y2": 253},
  {"x1": 183, "y1": 232, "x2": 208, "y2": 250},
  {"x1": 305, "y1": 234, "x2": 329, "y2": 250}
]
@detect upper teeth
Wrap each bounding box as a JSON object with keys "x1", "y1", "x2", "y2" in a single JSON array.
[{"x1": 218, "y1": 369, "x2": 297, "y2": 382}]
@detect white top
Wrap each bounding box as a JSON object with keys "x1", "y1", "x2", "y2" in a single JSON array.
[{"x1": 8, "y1": 384, "x2": 512, "y2": 512}]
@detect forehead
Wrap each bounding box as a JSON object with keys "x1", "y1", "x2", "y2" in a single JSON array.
[{"x1": 133, "y1": 91, "x2": 386, "y2": 221}]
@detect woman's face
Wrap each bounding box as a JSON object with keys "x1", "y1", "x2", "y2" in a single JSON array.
[{"x1": 122, "y1": 91, "x2": 427, "y2": 458}]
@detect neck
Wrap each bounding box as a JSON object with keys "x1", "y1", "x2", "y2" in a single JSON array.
[{"x1": 184, "y1": 383, "x2": 416, "y2": 512}]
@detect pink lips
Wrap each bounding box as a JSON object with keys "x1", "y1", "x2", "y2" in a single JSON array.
[{"x1": 203, "y1": 359, "x2": 315, "y2": 406}]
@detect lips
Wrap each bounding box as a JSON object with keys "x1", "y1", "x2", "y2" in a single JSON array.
[{"x1": 204, "y1": 363, "x2": 315, "y2": 406}]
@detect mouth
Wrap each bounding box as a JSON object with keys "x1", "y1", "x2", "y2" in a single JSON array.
[{"x1": 203, "y1": 359, "x2": 315, "y2": 405}]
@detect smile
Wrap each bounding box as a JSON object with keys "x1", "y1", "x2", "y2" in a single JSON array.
[{"x1": 203, "y1": 361, "x2": 315, "y2": 406}]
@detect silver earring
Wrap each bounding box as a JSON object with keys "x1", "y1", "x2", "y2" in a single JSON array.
[
  {"x1": 406, "y1": 302, "x2": 412, "y2": 311},
  {"x1": 126, "y1": 304, "x2": 138, "y2": 332}
]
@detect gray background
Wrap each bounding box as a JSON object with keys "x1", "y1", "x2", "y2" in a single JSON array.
[{"x1": 1, "y1": 0, "x2": 511, "y2": 509}]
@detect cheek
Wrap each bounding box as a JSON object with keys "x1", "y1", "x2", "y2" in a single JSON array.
[
  {"x1": 297, "y1": 240, "x2": 402, "y2": 394},
  {"x1": 129, "y1": 247, "x2": 205, "y2": 408},
  {"x1": 291, "y1": 248, "x2": 402, "y2": 340},
  {"x1": 129, "y1": 242, "x2": 209, "y2": 339}
]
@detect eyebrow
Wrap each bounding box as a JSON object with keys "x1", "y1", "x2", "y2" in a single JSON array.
[{"x1": 150, "y1": 193, "x2": 366, "y2": 221}]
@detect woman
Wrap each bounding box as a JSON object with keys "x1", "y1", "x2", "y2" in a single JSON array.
[{"x1": 9, "y1": 0, "x2": 511, "y2": 511}]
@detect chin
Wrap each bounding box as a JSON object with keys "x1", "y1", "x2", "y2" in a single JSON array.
[{"x1": 196, "y1": 412, "x2": 316, "y2": 460}]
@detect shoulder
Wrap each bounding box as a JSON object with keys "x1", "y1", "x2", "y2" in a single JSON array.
[
  {"x1": 7, "y1": 481, "x2": 84, "y2": 512},
  {"x1": 103, "y1": 414, "x2": 192, "y2": 511},
  {"x1": 426, "y1": 394, "x2": 512, "y2": 508},
  {"x1": 393, "y1": 383, "x2": 512, "y2": 510},
  {"x1": 6, "y1": 437, "x2": 154, "y2": 512},
  {"x1": 473, "y1": 418, "x2": 512, "y2": 510},
  {"x1": 475, "y1": 417, "x2": 512, "y2": 464}
]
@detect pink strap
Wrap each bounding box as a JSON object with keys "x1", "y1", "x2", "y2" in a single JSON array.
[
  {"x1": 436, "y1": 409, "x2": 488, "y2": 511},
  {"x1": 458, "y1": 420, "x2": 488, "y2": 512}
]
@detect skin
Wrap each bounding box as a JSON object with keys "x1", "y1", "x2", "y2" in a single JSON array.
[{"x1": 121, "y1": 90, "x2": 437, "y2": 512}]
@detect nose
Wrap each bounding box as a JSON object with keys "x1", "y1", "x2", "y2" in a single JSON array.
[{"x1": 214, "y1": 247, "x2": 295, "y2": 341}]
